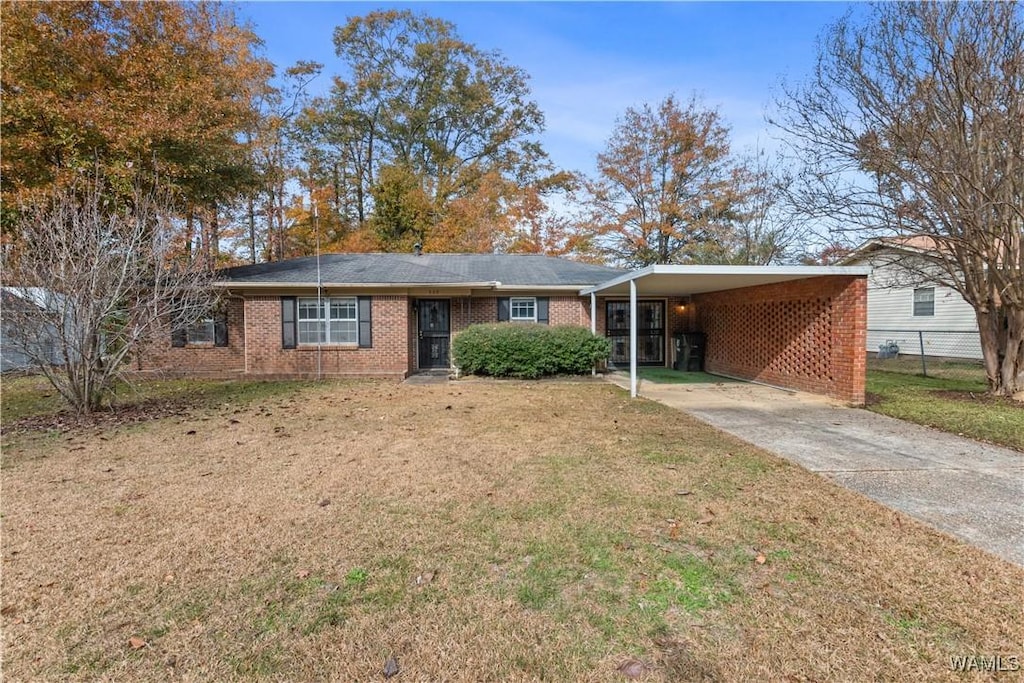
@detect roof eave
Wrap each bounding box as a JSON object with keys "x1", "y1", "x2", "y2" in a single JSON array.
[
  {"x1": 581, "y1": 265, "x2": 871, "y2": 296},
  {"x1": 215, "y1": 281, "x2": 598, "y2": 291}
]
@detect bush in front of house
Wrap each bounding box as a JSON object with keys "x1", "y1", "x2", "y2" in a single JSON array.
[{"x1": 452, "y1": 323, "x2": 611, "y2": 379}]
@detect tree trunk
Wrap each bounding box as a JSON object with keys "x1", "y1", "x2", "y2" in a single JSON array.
[
  {"x1": 209, "y1": 203, "x2": 219, "y2": 264},
  {"x1": 184, "y1": 207, "x2": 194, "y2": 257},
  {"x1": 976, "y1": 305, "x2": 1023, "y2": 397},
  {"x1": 247, "y1": 194, "x2": 257, "y2": 264},
  {"x1": 274, "y1": 182, "x2": 286, "y2": 260}
]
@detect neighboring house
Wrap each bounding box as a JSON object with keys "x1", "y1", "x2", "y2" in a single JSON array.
[
  {"x1": 1, "y1": 287, "x2": 66, "y2": 372},
  {"x1": 841, "y1": 237, "x2": 983, "y2": 360},
  {"x1": 136, "y1": 252, "x2": 870, "y2": 404}
]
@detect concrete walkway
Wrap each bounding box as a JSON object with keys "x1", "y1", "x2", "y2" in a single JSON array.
[{"x1": 606, "y1": 374, "x2": 1024, "y2": 566}]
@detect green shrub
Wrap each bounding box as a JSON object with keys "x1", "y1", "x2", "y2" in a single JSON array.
[{"x1": 452, "y1": 323, "x2": 611, "y2": 379}]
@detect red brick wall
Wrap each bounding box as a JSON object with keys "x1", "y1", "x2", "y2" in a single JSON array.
[
  {"x1": 243, "y1": 295, "x2": 409, "y2": 378},
  {"x1": 446, "y1": 296, "x2": 588, "y2": 334},
  {"x1": 134, "y1": 298, "x2": 246, "y2": 377},
  {"x1": 139, "y1": 293, "x2": 605, "y2": 378},
  {"x1": 549, "y1": 296, "x2": 589, "y2": 327},
  {"x1": 406, "y1": 299, "x2": 418, "y2": 375},
  {"x1": 692, "y1": 276, "x2": 866, "y2": 404}
]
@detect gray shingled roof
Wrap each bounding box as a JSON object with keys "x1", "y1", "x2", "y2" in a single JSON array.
[{"x1": 219, "y1": 253, "x2": 625, "y2": 288}]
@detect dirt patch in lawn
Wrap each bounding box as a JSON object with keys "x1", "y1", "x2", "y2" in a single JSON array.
[{"x1": 2, "y1": 380, "x2": 1021, "y2": 682}]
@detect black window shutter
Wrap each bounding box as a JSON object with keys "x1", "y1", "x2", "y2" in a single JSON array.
[
  {"x1": 537, "y1": 297, "x2": 549, "y2": 325},
  {"x1": 497, "y1": 297, "x2": 510, "y2": 321},
  {"x1": 171, "y1": 324, "x2": 187, "y2": 347},
  {"x1": 358, "y1": 296, "x2": 372, "y2": 348},
  {"x1": 281, "y1": 297, "x2": 297, "y2": 349},
  {"x1": 214, "y1": 312, "x2": 228, "y2": 347}
]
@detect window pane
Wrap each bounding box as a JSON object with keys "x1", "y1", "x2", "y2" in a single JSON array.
[
  {"x1": 187, "y1": 318, "x2": 214, "y2": 344},
  {"x1": 607, "y1": 302, "x2": 629, "y2": 331},
  {"x1": 298, "y1": 299, "x2": 324, "y2": 321},
  {"x1": 331, "y1": 299, "x2": 357, "y2": 321},
  {"x1": 329, "y1": 320, "x2": 358, "y2": 343},
  {"x1": 511, "y1": 298, "x2": 535, "y2": 321},
  {"x1": 641, "y1": 302, "x2": 663, "y2": 327},
  {"x1": 913, "y1": 288, "x2": 935, "y2": 316},
  {"x1": 298, "y1": 321, "x2": 325, "y2": 344}
]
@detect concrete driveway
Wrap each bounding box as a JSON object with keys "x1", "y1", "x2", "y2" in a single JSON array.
[{"x1": 607, "y1": 374, "x2": 1024, "y2": 566}]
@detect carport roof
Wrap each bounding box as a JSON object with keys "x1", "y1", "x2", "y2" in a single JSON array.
[{"x1": 580, "y1": 264, "x2": 870, "y2": 296}]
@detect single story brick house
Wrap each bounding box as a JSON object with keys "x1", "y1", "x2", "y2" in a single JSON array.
[{"x1": 137, "y1": 253, "x2": 869, "y2": 404}]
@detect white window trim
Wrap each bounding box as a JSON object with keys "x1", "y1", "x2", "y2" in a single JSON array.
[
  {"x1": 510, "y1": 296, "x2": 537, "y2": 322},
  {"x1": 297, "y1": 296, "x2": 359, "y2": 345},
  {"x1": 912, "y1": 287, "x2": 935, "y2": 317},
  {"x1": 187, "y1": 317, "x2": 215, "y2": 345}
]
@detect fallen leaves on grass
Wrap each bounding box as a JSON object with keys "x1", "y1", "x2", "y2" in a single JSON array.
[
  {"x1": 2, "y1": 401, "x2": 189, "y2": 436},
  {"x1": 616, "y1": 658, "x2": 649, "y2": 679},
  {"x1": 412, "y1": 571, "x2": 436, "y2": 587}
]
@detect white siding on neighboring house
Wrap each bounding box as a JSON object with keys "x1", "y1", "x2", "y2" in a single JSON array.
[
  {"x1": 1, "y1": 321, "x2": 62, "y2": 371},
  {"x1": 1, "y1": 287, "x2": 68, "y2": 372},
  {"x1": 855, "y1": 252, "x2": 982, "y2": 360}
]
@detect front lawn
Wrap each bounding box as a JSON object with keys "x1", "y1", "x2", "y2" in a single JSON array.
[
  {"x1": 867, "y1": 371, "x2": 1023, "y2": 451},
  {"x1": 1, "y1": 380, "x2": 1020, "y2": 681}
]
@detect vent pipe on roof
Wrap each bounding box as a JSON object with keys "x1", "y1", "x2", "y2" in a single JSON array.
[{"x1": 413, "y1": 243, "x2": 422, "y2": 256}]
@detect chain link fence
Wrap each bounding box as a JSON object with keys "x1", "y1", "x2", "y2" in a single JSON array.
[{"x1": 866, "y1": 329, "x2": 986, "y2": 383}]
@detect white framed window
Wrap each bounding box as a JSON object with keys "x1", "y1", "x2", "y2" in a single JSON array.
[
  {"x1": 298, "y1": 297, "x2": 358, "y2": 344},
  {"x1": 510, "y1": 297, "x2": 537, "y2": 322},
  {"x1": 913, "y1": 287, "x2": 935, "y2": 317},
  {"x1": 187, "y1": 318, "x2": 215, "y2": 344}
]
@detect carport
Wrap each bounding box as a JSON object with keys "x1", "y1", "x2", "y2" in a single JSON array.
[{"x1": 581, "y1": 265, "x2": 871, "y2": 403}]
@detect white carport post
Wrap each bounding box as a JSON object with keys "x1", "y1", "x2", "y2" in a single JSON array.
[
  {"x1": 590, "y1": 292, "x2": 597, "y2": 376},
  {"x1": 589, "y1": 292, "x2": 596, "y2": 334},
  {"x1": 629, "y1": 278, "x2": 638, "y2": 398}
]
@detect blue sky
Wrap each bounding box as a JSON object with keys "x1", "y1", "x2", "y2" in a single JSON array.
[{"x1": 236, "y1": 1, "x2": 855, "y2": 175}]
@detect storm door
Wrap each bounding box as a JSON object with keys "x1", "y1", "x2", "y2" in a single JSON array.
[
  {"x1": 417, "y1": 300, "x2": 451, "y2": 369},
  {"x1": 606, "y1": 300, "x2": 665, "y2": 366}
]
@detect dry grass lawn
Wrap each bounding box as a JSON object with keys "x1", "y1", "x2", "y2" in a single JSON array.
[{"x1": 2, "y1": 379, "x2": 1021, "y2": 681}]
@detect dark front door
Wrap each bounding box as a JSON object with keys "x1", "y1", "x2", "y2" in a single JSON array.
[
  {"x1": 417, "y1": 299, "x2": 450, "y2": 369},
  {"x1": 606, "y1": 300, "x2": 665, "y2": 366}
]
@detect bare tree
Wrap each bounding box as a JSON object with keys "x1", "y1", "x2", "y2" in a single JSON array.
[
  {"x1": 2, "y1": 176, "x2": 217, "y2": 413},
  {"x1": 773, "y1": 1, "x2": 1023, "y2": 396},
  {"x1": 720, "y1": 150, "x2": 819, "y2": 265}
]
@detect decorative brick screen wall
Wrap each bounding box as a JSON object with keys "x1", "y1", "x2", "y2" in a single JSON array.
[{"x1": 692, "y1": 276, "x2": 866, "y2": 404}]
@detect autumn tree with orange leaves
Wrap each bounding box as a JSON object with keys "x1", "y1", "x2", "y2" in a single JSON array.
[
  {"x1": 582, "y1": 95, "x2": 751, "y2": 267},
  {"x1": 0, "y1": 1, "x2": 272, "y2": 410},
  {"x1": 297, "y1": 10, "x2": 569, "y2": 255},
  {"x1": 0, "y1": 1, "x2": 271, "y2": 264}
]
